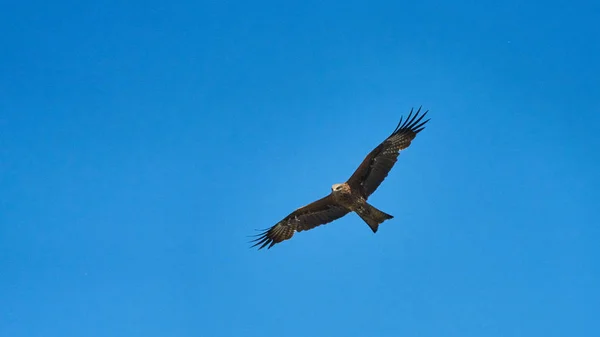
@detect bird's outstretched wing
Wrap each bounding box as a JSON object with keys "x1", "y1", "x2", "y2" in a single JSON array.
[
  {"x1": 250, "y1": 195, "x2": 350, "y2": 250},
  {"x1": 346, "y1": 107, "x2": 429, "y2": 198}
]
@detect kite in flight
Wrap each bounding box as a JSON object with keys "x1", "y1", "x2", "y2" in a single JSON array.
[{"x1": 250, "y1": 107, "x2": 430, "y2": 250}]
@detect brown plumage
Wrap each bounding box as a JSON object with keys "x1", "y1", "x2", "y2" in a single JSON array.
[{"x1": 250, "y1": 107, "x2": 430, "y2": 250}]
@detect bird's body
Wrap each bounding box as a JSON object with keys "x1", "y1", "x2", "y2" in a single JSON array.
[
  {"x1": 251, "y1": 107, "x2": 430, "y2": 250},
  {"x1": 330, "y1": 183, "x2": 355, "y2": 208},
  {"x1": 330, "y1": 182, "x2": 393, "y2": 233}
]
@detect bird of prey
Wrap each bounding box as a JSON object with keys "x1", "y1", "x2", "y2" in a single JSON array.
[{"x1": 250, "y1": 107, "x2": 430, "y2": 250}]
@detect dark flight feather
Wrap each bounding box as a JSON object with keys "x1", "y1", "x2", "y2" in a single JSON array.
[
  {"x1": 250, "y1": 195, "x2": 350, "y2": 249},
  {"x1": 347, "y1": 107, "x2": 429, "y2": 197}
]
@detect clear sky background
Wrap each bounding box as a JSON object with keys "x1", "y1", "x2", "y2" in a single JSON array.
[{"x1": 1, "y1": 1, "x2": 599, "y2": 336}]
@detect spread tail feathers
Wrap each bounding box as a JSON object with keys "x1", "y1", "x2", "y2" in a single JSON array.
[{"x1": 356, "y1": 203, "x2": 394, "y2": 233}]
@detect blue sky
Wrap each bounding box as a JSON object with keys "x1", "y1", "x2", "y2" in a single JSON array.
[{"x1": 1, "y1": 0, "x2": 599, "y2": 336}]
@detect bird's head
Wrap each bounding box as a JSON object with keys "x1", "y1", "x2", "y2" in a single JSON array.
[{"x1": 331, "y1": 183, "x2": 345, "y2": 193}]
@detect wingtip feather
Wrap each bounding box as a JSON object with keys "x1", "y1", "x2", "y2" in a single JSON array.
[{"x1": 391, "y1": 107, "x2": 430, "y2": 136}]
